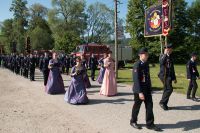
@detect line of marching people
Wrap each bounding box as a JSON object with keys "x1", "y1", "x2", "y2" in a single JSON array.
[
  {"x1": 0, "y1": 53, "x2": 37, "y2": 81},
  {"x1": 0, "y1": 51, "x2": 118, "y2": 105}
]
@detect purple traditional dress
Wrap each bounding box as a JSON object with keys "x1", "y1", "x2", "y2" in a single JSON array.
[
  {"x1": 64, "y1": 66, "x2": 89, "y2": 104},
  {"x1": 97, "y1": 57, "x2": 106, "y2": 84},
  {"x1": 45, "y1": 59, "x2": 65, "y2": 94}
]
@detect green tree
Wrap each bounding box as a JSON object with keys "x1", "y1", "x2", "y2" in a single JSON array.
[
  {"x1": 1, "y1": 19, "x2": 15, "y2": 53},
  {"x1": 28, "y1": 3, "x2": 53, "y2": 50},
  {"x1": 48, "y1": 0, "x2": 87, "y2": 53},
  {"x1": 29, "y1": 26, "x2": 53, "y2": 50},
  {"x1": 186, "y1": 0, "x2": 200, "y2": 57},
  {"x1": 167, "y1": 0, "x2": 190, "y2": 63},
  {"x1": 10, "y1": 0, "x2": 29, "y2": 52},
  {"x1": 86, "y1": 2, "x2": 114, "y2": 43},
  {"x1": 28, "y1": 3, "x2": 49, "y2": 30},
  {"x1": 126, "y1": 0, "x2": 159, "y2": 61}
]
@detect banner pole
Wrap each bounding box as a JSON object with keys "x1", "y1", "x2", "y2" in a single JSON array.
[
  {"x1": 160, "y1": 35, "x2": 163, "y2": 54},
  {"x1": 165, "y1": 36, "x2": 167, "y2": 46}
]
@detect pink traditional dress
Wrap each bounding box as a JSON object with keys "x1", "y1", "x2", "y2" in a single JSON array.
[{"x1": 100, "y1": 57, "x2": 117, "y2": 96}]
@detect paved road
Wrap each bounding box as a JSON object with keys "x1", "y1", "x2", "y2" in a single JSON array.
[{"x1": 0, "y1": 68, "x2": 199, "y2": 133}]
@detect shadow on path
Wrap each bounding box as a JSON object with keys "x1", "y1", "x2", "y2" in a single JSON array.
[{"x1": 158, "y1": 119, "x2": 200, "y2": 131}]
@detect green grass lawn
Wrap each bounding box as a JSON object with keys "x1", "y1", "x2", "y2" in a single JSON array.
[{"x1": 117, "y1": 64, "x2": 200, "y2": 97}]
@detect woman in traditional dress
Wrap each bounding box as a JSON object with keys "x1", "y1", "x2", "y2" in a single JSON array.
[
  {"x1": 100, "y1": 51, "x2": 117, "y2": 96},
  {"x1": 45, "y1": 52, "x2": 65, "y2": 94},
  {"x1": 80, "y1": 55, "x2": 91, "y2": 88},
  {"x1": 97, "y1": 53, "x2": 108, "y2": 84},
  {"x1": 64, "y1": 57, "x2": 89, "y2": 104}
]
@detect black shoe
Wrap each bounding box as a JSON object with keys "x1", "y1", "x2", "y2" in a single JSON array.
[
  {"x1": 192, "y1": 97, "x2": 198, "y2": 101},
  {"x1": 159, "y1": 103, "x2": 168, "y2": 111},
  {"x1": 147, "y1": 125, "x2": 162, "y2": 132},
  {"x1": 130, "y1": 122, "x2": 142, "y2": 129},
  {"x1": 187, "y1": 96, "x2": 191, "y2": 99}
]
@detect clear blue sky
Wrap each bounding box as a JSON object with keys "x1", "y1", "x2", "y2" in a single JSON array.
[{"x1": 0, "y1": 0, "x2": 194, "y2": 22}]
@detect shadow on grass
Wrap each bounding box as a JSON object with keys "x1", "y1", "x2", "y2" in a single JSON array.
[
  {"x1": 158, "y1": 119, "x2": 200, "y2": 131},
  {"x1": 117, "y1": 80, "x2": 132, "y2": 83},
  {"x1": 174, "y1": 87, "x2": 185, "y2": 90}
]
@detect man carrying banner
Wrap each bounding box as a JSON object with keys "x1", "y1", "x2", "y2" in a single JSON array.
[{"x1": 158, "y1": 44, "x2": 177, "y2": 111}]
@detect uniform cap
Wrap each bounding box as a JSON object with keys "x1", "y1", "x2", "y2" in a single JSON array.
[
  {"x1": 164, "y1": 43, "x2": 173, "y2": 49},
  {"x1": 138, "y1": 47, "x2": 148, "y2": 54}
]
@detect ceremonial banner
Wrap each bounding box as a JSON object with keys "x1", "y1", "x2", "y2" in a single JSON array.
[
  {"x1": 144, "y1": 4, "x2": 162, "y2": 37},
  {"x1": 162, "y1": 0, "x2": 171, "y2": 36}
]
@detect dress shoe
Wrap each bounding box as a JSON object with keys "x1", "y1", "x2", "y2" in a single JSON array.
[
  {"x1": 187, "y1": 96, "x2": 191, "y2": 99},
  {"x1": 192, "y1": 97, "x2": 198, "y2": 101},
  {"x1": 159, "y1": 103, "x2": 168, "y2": 111},
  {"x1": 130, "y1": 122, "x2": 142, "y2": 129},
  {"x1": 146, "y1": 125, "x2": 163, "y2": 132}
]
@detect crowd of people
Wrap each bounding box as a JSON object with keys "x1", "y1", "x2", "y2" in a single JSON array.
[
  {"x1": 0, "y1": 51, "x2": 118, "y2": 103},
  {"x1": 0, "y1": 44, "x2": 199, "y2": 132}
]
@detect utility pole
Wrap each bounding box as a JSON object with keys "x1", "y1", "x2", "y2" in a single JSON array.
[{"x1": 114, "y1": 0, "x2": 120, "y2": 78}]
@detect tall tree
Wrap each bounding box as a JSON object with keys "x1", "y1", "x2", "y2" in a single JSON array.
[
  {"x1": 28, "y1": 3, "x2": 53, "y2": 50},
  {"x1": 126, "y1": 0, "x2": 159, "y2": 61},
  {"x1": 48, "y1": 0, "x2": 87, "y2": 53},
  {"x1": 186, "y1": 0, "x2": 200, "y2": 56},
  {"x1": 86, "y1": 2, "x2": 114, "y2": 43},
  {"x1": 1, "y1": 19, "x2": 15, "y2": 53},
  {"x1": 29, "y1": 26, "x2": 53, "y2": 50},
  {"x1": 168, "y1": 0, "x2": 190, "y2": 63},
  {"x1": 10, "y1": 0, "x2": 29, "y2": 52},
  {"x1": 28, "y1": 3, "x2": 48, "y2": 30}
]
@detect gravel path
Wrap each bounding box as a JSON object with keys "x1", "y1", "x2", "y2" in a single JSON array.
[{"x1": 0, "y1": 68, "x2": 199, "y2": 133}]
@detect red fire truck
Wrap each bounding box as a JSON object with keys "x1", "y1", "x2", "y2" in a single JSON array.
[
  {"x1": 71, "y1": 43, "x2": 110, "y2": 61},
  {"x1": 72, "y1": 43, "x2": 133, "y2": 67}
]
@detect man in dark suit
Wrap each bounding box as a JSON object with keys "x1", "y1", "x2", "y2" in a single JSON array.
[
  {"x1": 130, "y1": 48, "x2": 161, "y2": 131},
  {"x1": 29, "y1": 53, "x2": 36, "y2": 81},
  {"x1": 42, "y1": 52, "x2": 50, "y2": 86},
  {"x1": 158, "y1": 44, "x2": 177, "y2": 111},
  {"x1": 24, "y1": 55, "x2": 30, "y2": 78},
  {"x1": 0, "y1": 54, "x2": 2, "y2": 67},
  {"x1": 89, "y1": 54, "x2": 98, "y2": 81},
  {"x1": 64, "y1": 55, "x2": 70, "y2": 75},
  {"x1": 186, "y1": 52, "x2": 199, "y2": 101}
]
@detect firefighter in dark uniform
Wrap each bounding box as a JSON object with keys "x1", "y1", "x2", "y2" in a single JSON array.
[
  {"x1": 0, "y1": 54, "x2": 2, "y2": 67},
  {"x1": 42, "y1": 52, "x2": 50, "y2": 86},
  {"x1": 15, "y1": 55, "x2": 20, "y2": 75},
  {"x1": 24, "y1": 55, "x2": 29, "y2": 78},
  {"x1": 130, "y1": 48, "x2": 161, "y2": 131},
  {"x1": 39, "y1": 55, "x2": 44, "y2": 71},
  {"x1": 158, "y1": 44, "x2": 177, "y2": 111},
  {"x1": 89, "y1": 54, "x2": 98, "y2": 81},
  {"x1": 186, "y1": 52, "x2": 199, "y2": 101},
  {"x1": 20, "y1": 54, "x2": 24, "y2": 76},
  {"x1": 70, "y1": 55, "x2": 76, "y2": 68},
  {"x1": 29, "y1": 53, "x2": 36, "y2": 81},
  {"x1": 65, "y1": 55, "x2": 70, "y2": 75}
]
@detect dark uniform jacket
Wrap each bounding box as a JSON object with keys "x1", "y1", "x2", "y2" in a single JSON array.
[
  {"x1": 158, "y1": 54, "x2": 176, "y2": 81},
  {"x1": 132, "y1": 60, "x2": 152, "y2": 94},
  {"x1": 65, "y1": 57, "x2": 70, "y2": 67},
  {"x1": 29, "y1": 57, "x2": 36, "y2": 69},
  {"x1": 89, "y1": 57, "x2": 98, "y2": 69},
  {"x1": 186, "y1": 60, "x2": 199, "y2": 80},
  {"x1": 42, "y1": 57, "x2": 50, "y2": 71}
]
